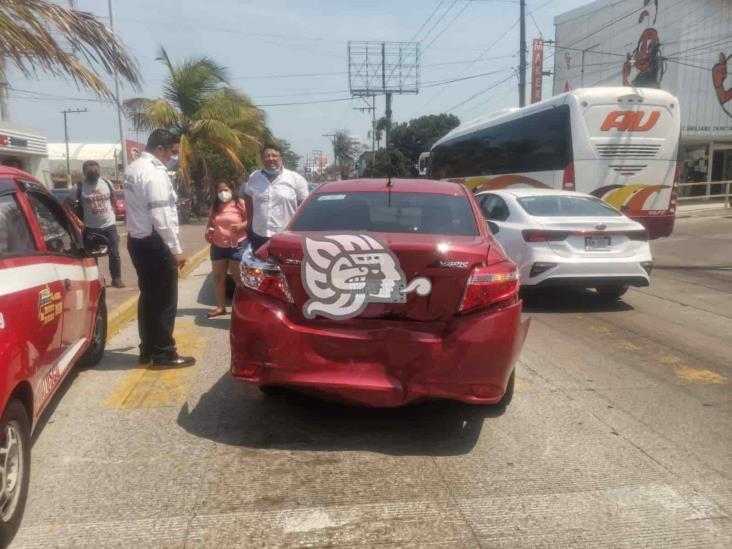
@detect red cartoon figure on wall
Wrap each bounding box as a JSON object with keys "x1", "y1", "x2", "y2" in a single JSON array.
[
  {"x1": 712, "y1": 53, "x2": 732, "y2": 117},
  {"x1": 623, "y1": 0, "x2": 665, "y2": 88}
]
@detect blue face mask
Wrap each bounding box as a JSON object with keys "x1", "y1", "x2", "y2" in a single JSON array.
[{"x1": 263, "y1": 166, "x2": 282, "y2": 177}]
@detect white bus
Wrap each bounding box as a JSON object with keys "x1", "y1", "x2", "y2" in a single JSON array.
[{"x1": 428, "y1": 87, "x2": 681, "y2": 239}]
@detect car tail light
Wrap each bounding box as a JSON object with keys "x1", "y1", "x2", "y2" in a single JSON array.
[
  {"x1": 522, "y1": 229, "x2": 569, "y2": 242},
  {"x1": 562, "y1": 162, "x2": 575, "y2": 191},
  {"x1": 459, "y1": 261, "x2": 519, "y2": 313},
  {"x1": 240, "y1": 254, "x2": 293, "y2": 303}
]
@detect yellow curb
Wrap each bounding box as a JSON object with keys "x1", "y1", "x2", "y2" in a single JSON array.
[
  {"x1": 106, "y1": 244, "x2": 209, "y2": 339},
  {"x1": 178, "y1": 244, "x2": 210, "y2": 279},
  {"x1": 107, "y1": 294, "x2": 138, "y2": 339}
]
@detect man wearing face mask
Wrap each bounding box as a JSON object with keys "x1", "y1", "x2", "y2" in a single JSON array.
[
  {"x1": 125, "y1": 129, "x2": 195, "y2": 367},
  {"x1": 71, "y1": 160, "x2": 124, "y2": 288},
  {"x1": 240, "y1": 143, "x2": 309, "y2": 251}
]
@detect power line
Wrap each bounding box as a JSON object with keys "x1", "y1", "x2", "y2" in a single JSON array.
[
  {"x1": 409, "y1": 0, "x2": 447, "y2": 43},
  {"x1": 420, "y1": 0, "x2": 460, "y2": 47},
  {"x1": 446, "y1": 71, "x2": 516, "y2": 112},
  {"x1": 423, "y1": 1, "x2": 472, "y2": 52}
]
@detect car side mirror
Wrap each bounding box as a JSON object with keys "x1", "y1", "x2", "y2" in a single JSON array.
[
  {"x1": 84, "y1": 231, "x2": 109, "y2": 257},
  {"x1": 487, "y1": 220, "x2": 500, "y2": 235}
]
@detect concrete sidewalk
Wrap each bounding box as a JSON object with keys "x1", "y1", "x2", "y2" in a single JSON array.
[
  {"x1": 96, "y1": 218, "x2": 210, "y2": 336},
  {"x1": 676, "y1": 201, "x2": 730, "y2": 218}
]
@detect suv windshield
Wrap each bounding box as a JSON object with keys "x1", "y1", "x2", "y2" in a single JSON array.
[
  {"x1": 517, "y1": 195, "x2": 622, "y2": 217},
  {"x1": 292, "y1": 191, "x2": 479, "y2": 236}
]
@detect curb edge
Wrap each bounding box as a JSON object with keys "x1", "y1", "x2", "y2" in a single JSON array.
[{"x1": 106, "y1": 244, "x2": 209, "y2": 339}]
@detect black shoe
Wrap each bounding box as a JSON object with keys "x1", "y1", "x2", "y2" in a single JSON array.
[
  {"x1": 111, "y1": 278, "x2": 126, "y2": 288},
  {"x1": 139, "y1": 354, "x2": 151, "y2": 364},
  {"x1": 152, "y1": 354, "x2": 196, "y2": 367}
]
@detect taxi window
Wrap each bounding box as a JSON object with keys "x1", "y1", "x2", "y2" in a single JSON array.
[
  {"x1": 26, "y1": 192, "x2": 79, "y2": 255},
  {"x1": 0, "y1": 194, "x2": 36, "y2": 256}
]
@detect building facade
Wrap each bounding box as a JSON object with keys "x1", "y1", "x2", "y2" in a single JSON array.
[
  {"x1": 553, "y1": 0, "x2": 732, "y2": 191},
  {"x1": 0, "y1": 122, "x2": 50, "y2": 186}
]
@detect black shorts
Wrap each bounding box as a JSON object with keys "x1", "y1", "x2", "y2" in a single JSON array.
[{"x1": 210, "y1": 241, "x2": 247, "y2": 262}]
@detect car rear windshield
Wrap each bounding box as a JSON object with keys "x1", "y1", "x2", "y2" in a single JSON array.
[
  {"x1": 517, "y1": 195, "x2": 622, "y2": 217},
  {"x1": 292, "y1": 191, "x2": 479, "y2": 236}
]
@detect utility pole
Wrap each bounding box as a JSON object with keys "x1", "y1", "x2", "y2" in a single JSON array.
[
  {"x1": 519, "y1": 0, "x2": 527, "y2": 107},
  {"x1": 108, "y1": 0, "x2": 127, "y2": 177},
  {"x1": 0, "y1": 56, "x2": 9, "y2": 122},
  {"x1": 323, "y1": 134, "x2": 337, "y2": 180},
  {"x1": 62, "y1": 108, "x2": 88, "y2": 186},
  {"x1": 381, "y1": 42, "x2": 393, "y2": 148}
]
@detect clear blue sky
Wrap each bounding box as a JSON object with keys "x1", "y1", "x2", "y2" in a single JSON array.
[{"x1": 6, "y1": 0, "x2": 589, "y2": 164}]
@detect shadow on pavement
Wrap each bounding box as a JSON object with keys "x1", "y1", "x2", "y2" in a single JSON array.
[
  {"x1": 521, "y1": 288, "x2": 634, "y2": 314},
  {"x1": 177, "y1": 372, "x2": 501, "y2": 457},
  {"x1": 177, "y1": 307, "x2": 231, "y2": 329}
]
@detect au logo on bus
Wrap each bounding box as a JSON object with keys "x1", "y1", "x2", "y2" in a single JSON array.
[{"x1": 600, "y1": 110, "x2": 660, "y2": 132}]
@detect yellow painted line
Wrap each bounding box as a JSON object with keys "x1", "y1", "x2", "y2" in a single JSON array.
[
  {"x1": 589, "y1": 325, "x2": 613, "y2": 336},
  {"x1": 654, "y1": 352, "x2": 727, "y2": 385},
  {"x1": 107, "y1": 294, "x2": 138, "y2": 339},
  {"x1": 674, "y1": 365, "x2": 727, "y2": 385},
  {"x1": 514, "y1": 376, "x2": 532, "y2": 393},
  {"x1": 106, "y1": 245, "x2": 209, "y2": 339},
  {"x1": 615, "y1": 340, "x2": 641, "y2": 351},
  {"x1": 102, "y1": 322, "x2": 203, "y2": 408},
  {"x1": 178, "y1": 245, "x2": 210, "y2": 279}
]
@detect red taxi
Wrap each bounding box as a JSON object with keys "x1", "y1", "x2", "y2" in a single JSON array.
[
  {"x1": 230, "y1": 179, "x2": 530, "y2": 407},
  {"x1": 0, "y1": 167, "x2": 108, "y2": 544}
]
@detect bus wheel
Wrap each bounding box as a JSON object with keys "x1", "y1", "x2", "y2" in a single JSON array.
[
  {"x1": 596, "y1": 285, "x2": 628, "y2": 300},
  {"x1": 0, "y1": 400, "x2": 31, "y2": 547}
]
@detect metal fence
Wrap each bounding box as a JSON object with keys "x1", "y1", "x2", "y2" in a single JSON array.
[{"x1": 676, "y1": 180, "x2": 732, "y2": 208}]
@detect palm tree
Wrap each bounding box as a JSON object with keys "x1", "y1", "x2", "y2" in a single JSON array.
[
  {"x1": 0, "y1": 0, "x2": 140, "y2": 105},
  {"x1": 332, "y1": 130, "x2": 359, "y2": 179},
  {"x1": 124, "y1": 48, "x2": 267, "y2": 211}
]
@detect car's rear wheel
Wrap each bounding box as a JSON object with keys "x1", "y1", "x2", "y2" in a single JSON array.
[
  {"x1": 496, "y1": 370, "x2": 515, "y2": 409},
  {"x1": 0, "y1": 400, "x2": 31, "y2": 547},
  {"x1": 595, "y1": 285, "x2": 629, "y2": 300},
  {"x1": 78, "y1": 295, "x2": 107, "y2": 367}
]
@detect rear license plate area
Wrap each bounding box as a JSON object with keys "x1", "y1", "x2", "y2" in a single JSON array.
[{"x1": 585, "y1": 236, "x2": 611, "y2": 251}]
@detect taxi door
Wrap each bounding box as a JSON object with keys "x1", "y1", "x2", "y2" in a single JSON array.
[
  {"x1": 0, "y1": 180, "x2": 63, "y2": 414},
  {"x1": 23, "y1": 188, "x2": 92, "y2": 362}
]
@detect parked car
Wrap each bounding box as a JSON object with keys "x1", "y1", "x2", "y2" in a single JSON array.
[
  {"x1": 475, "y1": 188, "x2": 653, "y2": 299},
  {"x1": 230, "y1": 178, "x2": 529, "y2": 407},
  {"x1": 0, "y1": 167, "x2": 108, "y2": 545},
  {"x1": 113, "y1": 190, "x2": 126, "y2": 221}
]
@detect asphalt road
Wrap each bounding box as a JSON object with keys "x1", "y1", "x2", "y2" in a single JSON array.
[{"x1": 11, "y1": 215, "x2": 732, "y2": 548}]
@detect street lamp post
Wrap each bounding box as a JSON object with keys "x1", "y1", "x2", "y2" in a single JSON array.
[{"x1": 62, "y1": 108, "x2": 87, "y2": 187}]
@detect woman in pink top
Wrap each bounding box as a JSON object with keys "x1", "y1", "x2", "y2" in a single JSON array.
[{"x1": 205, "y1": 180, "x2": 248, "y2": 318}]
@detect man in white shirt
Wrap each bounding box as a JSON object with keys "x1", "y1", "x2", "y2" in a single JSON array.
[
  {"x1": 240, "y1": 143, "x2": 309, "y2": 250},
  {"x1": 125, "y1": 129, "x2": 195, "y2": 367}
]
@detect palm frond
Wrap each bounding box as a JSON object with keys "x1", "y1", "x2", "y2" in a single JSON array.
[
  {"x1": 123, "y1": 97, "x2": 180, "y2": 131},
  {"x1": 159, "y1": 47, "x2": 229, "y2": 117},
  {"x1": 177, "y1": 133, "x2": 194, "y2": 186},
  {"x1": 0, "y1": 0, "x2": 140, "y2": 101}
]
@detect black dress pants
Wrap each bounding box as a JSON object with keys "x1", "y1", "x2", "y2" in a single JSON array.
[{"x1": 127, "y1": 233, "x2": 177, "y2": 358}]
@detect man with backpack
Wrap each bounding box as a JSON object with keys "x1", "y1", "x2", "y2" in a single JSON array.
[{"x1": 73, "y1": 160, "x2": 125, "y2": 288}]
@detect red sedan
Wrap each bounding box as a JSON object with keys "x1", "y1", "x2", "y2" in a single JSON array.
[
  {"x1": 0, "y1": 167, "x2": 108, "y2": 543},
  {"x1": 230, "y1": 179, "x2": 529, "y2": 407}
]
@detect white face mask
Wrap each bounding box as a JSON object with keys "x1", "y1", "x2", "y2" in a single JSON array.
[{"x1": 218, "y1": 191, "x2": 232, "y2": 202}]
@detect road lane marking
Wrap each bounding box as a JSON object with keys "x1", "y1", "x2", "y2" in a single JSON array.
[
  {"x1": 102, "y1": 322, "x2": 203, "y2": 408},
  {"x1": 655, "y1": 353, "x2": 727, "y2": 385},
  {"x1": 674, "y1": 365, "x2": 727, "y2": 385},
  {"x1": 589, "y1": 325, "x2": 613, "y2": 336},
  {"x1": 615, "y1": 340, "x2": 641, "y2": 351}
]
